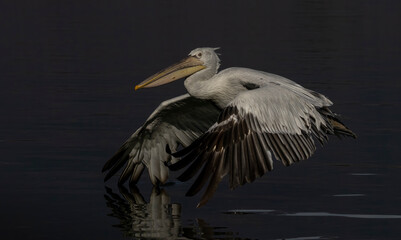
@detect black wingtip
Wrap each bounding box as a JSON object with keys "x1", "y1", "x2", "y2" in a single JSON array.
[
  {"x1": 166, "y1": 144, "x2": 172, "y2": 155},
  {"x1": 164, "y1": 160, "x2": 179, "y2": 171},
  {"x1": 171, "y1": 135, "x2": 205, "y2": 158},
  {"x1": 166, "y1": 142, "x2": 188, "y2": 158},
  {"x1": 335, "y1": 129, "x2": 357, "y2": 139}
]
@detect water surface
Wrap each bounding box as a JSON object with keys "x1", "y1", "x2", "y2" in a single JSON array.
[{"x1": 1, "y1": 1, "x2": 400, "y2": 239}]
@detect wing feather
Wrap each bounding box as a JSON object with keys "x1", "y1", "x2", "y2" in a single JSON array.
[
  {"x1": 198, "y1": 151, "x2": 228, "y2": 208},
  {"x1": 185, "y1": 153, "x2": 216, "y2": 197},
  {"x1": 176, "y1": 151, "x2": 209, "y2": 182},
  {"x1": 103, "y1": 94, "x2": 220, "y2": 185},
  {"x1": 170, "y1": 83, "x2": 345, "y2": 206}
]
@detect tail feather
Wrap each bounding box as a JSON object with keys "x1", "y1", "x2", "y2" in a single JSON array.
[
  {"x1": 317, "y1": 107, "x2": 356, "y2": 139},
  {"x1": 329, "y1": 118, "x2": 357, "y2": 139}
]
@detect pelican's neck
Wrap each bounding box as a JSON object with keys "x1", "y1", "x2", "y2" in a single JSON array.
[{"x1": 184, "y1": 67, "x2": 217, "y2": 100}]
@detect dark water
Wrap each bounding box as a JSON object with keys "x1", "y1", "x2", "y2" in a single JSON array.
[{"x1": 1, "y1": 1, "x2": 401, "y2": 239}]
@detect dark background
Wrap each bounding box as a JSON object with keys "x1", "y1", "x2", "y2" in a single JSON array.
[{"x1": 1, "y1": 1, "x2": 401, "y2": 239}]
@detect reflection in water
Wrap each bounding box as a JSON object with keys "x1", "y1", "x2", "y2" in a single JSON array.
[
  {"x1": 104, "y1": 186, "x2": 180, "y2": 239},
  {"x1": 104, "y1": 186, "x2": 246, "y2": 239}
]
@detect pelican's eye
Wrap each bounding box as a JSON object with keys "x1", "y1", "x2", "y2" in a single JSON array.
[{"x1": 196, "y1": 52, "x2": 202, "y2": 58}]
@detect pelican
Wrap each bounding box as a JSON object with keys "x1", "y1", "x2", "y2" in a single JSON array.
[{"x1": 102, "y1": 47, "x2": 356, "y2": 207}]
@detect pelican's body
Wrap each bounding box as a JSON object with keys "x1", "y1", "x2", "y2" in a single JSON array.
[
  {"x1": 186, "y1": 67, "x2": 332, "y2": 108},
  {"x1": 103, "y1": 48, "x2": 356, "y2": 207}
]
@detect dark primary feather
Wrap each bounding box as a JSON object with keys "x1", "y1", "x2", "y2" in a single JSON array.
[
  {"x1": 169, "y1": 102, "x2": 355, "y2": 207},
  {"x1": 171, "y1": 109, "x2": 317, "y2": 207},
  {"x1": 103, "y1": 142, "x2": 132, "y2": 182}
]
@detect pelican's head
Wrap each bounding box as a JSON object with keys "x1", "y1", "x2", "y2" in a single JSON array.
[
  {"x1": 188, "y1": 47, "x2": 220, "y2": 72},
  {"x1": 135, "y1": 47, "x2": 220, "y2": 90}
]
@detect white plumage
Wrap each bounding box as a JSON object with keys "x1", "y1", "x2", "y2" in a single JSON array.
[{"x1": 103, "y1": 47, "x2": 356, "y2": 207}]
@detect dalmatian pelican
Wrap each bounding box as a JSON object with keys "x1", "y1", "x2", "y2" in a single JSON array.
[{"x1": 102, "y1": 47, "x2": 356, "y2": 207}]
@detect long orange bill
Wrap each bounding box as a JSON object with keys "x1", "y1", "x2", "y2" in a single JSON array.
[{"x1": 135, "y1": 56, "x2": 206, "y2": 90}]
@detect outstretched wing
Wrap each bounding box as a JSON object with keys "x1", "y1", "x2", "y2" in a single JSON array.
[
  {"x1": 102, "y1": 94, "x2": 221, "y2": 186},
  {"x1": 171, "y1": 83, "x2": 337, "y2": 207}
]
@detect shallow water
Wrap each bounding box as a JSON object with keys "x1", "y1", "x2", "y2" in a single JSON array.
[{"x1": 1, "y1": 1, "x2": 401, "y2": 239}]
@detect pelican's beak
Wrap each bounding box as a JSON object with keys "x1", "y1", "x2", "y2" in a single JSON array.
[{"x1": 135, "y1": 56, "x2": 206, "y2": 91}]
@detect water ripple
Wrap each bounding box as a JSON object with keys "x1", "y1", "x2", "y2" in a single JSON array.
[
  {"x1": 350, "y1": 173, "x2": 378, "y2": 176},
  {"x1": 284, "y1": 212, "x2": 401, "y2": 219},
  {"x1": 225, "y1": 210, "x2": 401, "y2": 219},
  {"x1": 332, "y1": 194, "x2": 365, "y2": 197}
]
